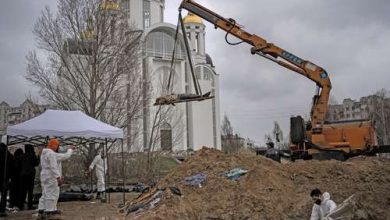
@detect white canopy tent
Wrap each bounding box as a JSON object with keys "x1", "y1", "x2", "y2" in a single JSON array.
[
  {"x1": 4, "y1": 109, "x2": 125, "y2": 204},
  {"x1": 7, "y1": 109, "x2": 123, "y2": 142}
]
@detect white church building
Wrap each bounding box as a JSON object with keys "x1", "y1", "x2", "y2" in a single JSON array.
[{"x1": 121, "y1": 0, "x2": 221, "y2": 152}]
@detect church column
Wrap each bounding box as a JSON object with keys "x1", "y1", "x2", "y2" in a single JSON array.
[
  {"x1": 184, "y1": 61, "x2": 194, "y2": 150},
  {"x1": 198, "y1": 30, "x2": 205, "y2": 56},
  {"x1": 142, "y1": 57, "x2": 151, "y2": 151},
  {"x1": 190, "y1": 30, "x2": 196, "y2": 52}
]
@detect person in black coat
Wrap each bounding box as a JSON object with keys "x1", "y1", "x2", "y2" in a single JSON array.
[
  {"x1": 18, "y1": 144, "x2": 39, "y2": 210},
  {"x1": 9, "y1": 148, "x2": 23, "y2": 209},
  {"x1": 0, "y1": 142, "x2": 14, "y2": 217}
]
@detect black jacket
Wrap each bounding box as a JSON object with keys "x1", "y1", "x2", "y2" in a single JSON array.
[
  {"x1": 20, "y1": 145, "x2": 39, "y2": 177},
  {"x1": 11, "y1": 148, "x2": 23, "y2": 181},
  {"x1": 0, "y1": 143, "x2": 14, "y2": 188}
]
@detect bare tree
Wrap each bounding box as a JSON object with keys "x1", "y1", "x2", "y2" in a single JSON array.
[
  {"x1": 245, "y1": 137, "x2": 256, "y2": 149},
  {"x1": 25, "y1": 0, "x2": 143, "y2": 164},
  {"x1": 273, "y1": 121, "x2": 289, "y2": 150},
  {"x1": 264, "y1": 134, "x2": 273, "y2": 144},
  {"x1": 369, "y1": 89, "x2": 390, "y2": 146},
  {"x1": 272, "y1": 121, "x2": 283, "y2": 143},
  {"x1": 221, "y1": 115, "x2": 245, "y2": 153},
  {"x1": 221, "y1": 114, "x2": 233, "y2": 137},
  {"x1": 264, "y1": 121, "x2": 288, "y2": 150}
]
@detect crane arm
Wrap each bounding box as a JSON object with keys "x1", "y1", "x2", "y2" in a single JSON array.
[{"x1": 180, "y1": 0, "x2": 332, "y2": 132}]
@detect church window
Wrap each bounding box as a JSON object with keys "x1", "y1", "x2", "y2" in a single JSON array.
[
  {"x1": 194, "y1": 34, "x2": 199, "y2": 53},
  {"x1": 145, "y1": 31, "x2": 185, "y2": 59},
  {"x1": 160, "y1": 122, "x2": 172, "y2": 151},
  {"x1": 160, "y1": 5, "x2": 164, "y2": 22},
  {"x1": 121, "y1": 0, "x2": 130, "y2": 18},
  {"x1": 203, "y1": 67, "x2": 213, "y2": 81},
  {"x1": 195, "y1": 66, "x2": 202, "y2": 80},
  {"x1": 212, "y1": 88, "x2": 217, "y2": 147},
  {"x1": 143, "y1": 0, "x2": 151, "y2": 28}
]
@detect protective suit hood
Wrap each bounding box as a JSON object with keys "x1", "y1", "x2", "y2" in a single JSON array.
[
  {"x1": 322, "y1": 192, "x2": 331, "y2": 202},
  {"x1": 48, "y1": 139, "x2": 60, "y2": 152}
]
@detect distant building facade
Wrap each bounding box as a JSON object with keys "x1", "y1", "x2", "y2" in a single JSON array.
[
  {"x1": 221, "y1": 135, "x2": 258, "y2": 153},
  {"x1": 0, "y1": 99, "x2": 50, "y2": 136},
  {"x1": 327, "y1": 95, "x2": 389, "y2": 121}
]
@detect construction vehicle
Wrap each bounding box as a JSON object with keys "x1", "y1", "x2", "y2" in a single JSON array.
[{"x1": 179, "y1": 0, "x2": 390, "y2": 160}]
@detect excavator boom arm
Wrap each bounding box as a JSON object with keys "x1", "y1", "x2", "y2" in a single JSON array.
[{"x1": 180, "y1": 0, "x2": 332, "y2": 131}]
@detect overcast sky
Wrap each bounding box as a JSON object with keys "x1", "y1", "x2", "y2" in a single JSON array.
[{"x1": 1, "y1": 1, "x2": 389, "y2": 145}]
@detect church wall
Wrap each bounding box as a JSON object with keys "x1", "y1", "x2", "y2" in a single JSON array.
[
  {"x1": 189, "y1": 66, "x2": 216, "y2": 150},
  {"x1": 150, "y1": 1, "x2": 164, "y2": 25},
  {"x1": 128, "y1": 1, "x2": 221, "y2": 152},
  {"x1": 144, "y1": 56, "x2": 188, "y2": 152},
  {"x1": 129, "y1": 0, "x2": 143, "y2": 30}
]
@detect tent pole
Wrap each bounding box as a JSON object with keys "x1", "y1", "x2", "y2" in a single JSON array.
[
  {"x1": 90, "y1": 167, "x2": 93, "y2": 193},
  {"x1": 0, "y1": 136, "x2": 9, "y2": 214},
  {"x1": 105, "y1": 138, "x2": 110, "y2": 203},
  {"x1": 102, "y1": 141, "x2": 107, "y2": 202},
  {"x1": 100, "y1": 142, "x2": 105, "y2": 202},
  {"x1": 86, "y1": 139, "x2": 92, "y2": 193},
  {"x1": 121, "y1": 139, "x2": 125, "y2": 205}
]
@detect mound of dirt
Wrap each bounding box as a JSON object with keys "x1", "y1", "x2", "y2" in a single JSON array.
[{"x1": 128, "y1": 148, "x2": 390, "y2": 220}]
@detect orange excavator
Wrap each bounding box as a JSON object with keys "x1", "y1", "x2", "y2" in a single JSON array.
[{"x1": 179, "y1": 0, "x2": 389, "y2": 160}]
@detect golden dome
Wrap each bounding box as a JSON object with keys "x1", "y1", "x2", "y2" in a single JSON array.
[
  {"x1": 99, "y1": 0, "x2": 120, "y2": 11},
  {"x1": 80, "y1": 30, "x2": 95, "y2": 40},
  {"x1": 183, "y1": 12, "x2": 203, "y2": 24}
]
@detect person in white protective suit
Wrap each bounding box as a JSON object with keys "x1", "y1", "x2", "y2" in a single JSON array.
[
  {"x1": 89, "y1": 151, "x2": 107, "y2": 199},
  {"x1": 310, "y1": 188, "x2": 337, "y2": 220},
  {"x1": 55, "y1": 145, "x2": 74, "y2": 183},
  {"x1": 37, "y1": 139, "x2": 74, "y2": 219},
  {"x1": 37, "y1": 139, "x2": 61, "y2": 219}
]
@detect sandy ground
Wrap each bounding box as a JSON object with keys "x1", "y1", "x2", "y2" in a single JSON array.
[
  {"x1": 6, "y1": 148, "x2": 390, "y2": 220},
  {"x1": 4, "y1": 193, "x2": 138, "y2": 220},
  {"x1": 126, "y1": 148, "x2": 390, "y2": 220}
]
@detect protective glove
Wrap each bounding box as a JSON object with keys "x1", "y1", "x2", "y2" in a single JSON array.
[{"x1": 57, "y1": 176, "x2": 64, "y2": 186}]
